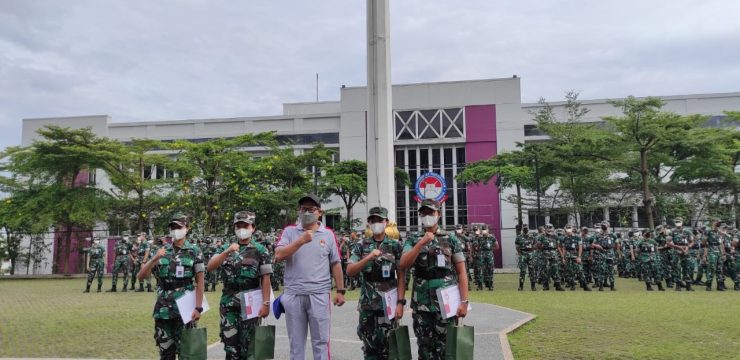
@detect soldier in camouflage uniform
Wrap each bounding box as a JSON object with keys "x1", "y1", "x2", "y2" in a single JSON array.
[
  {"x1": 691, "y1": 228, "x2": 706, "y2": 285},
  {"x1": 136, "y1": 212, "x2": 205, "y2": 360},
  {"x1": 637, "y1": 230, "x2": 665, "y2": 291},
  {"x1": 347, "y1": 207, "x2": 405, "y2": 360},
  {"x1": 207, "y1": 211, "x2": 272, "y2": 360},
  {"x1": 339, "y1": 230, "x2": 351, "y2": 290},
  {"x1": 470, "y1": 226, "x2": 482, "y2": 290},
  {"x1": 668, "y1": 217, "x2": 695, "y2": 291},
  {"x1": 515, "y1": 224, "x2": 537, "y2": 291},
  {"x1": 132, "y1": 232, "x2": 153, "y2": 292},
  {"x1": 478, "y1": 224, "x2": 498, "y2": 290},
  {"x1": 719, "y1": 225, "x2": 737, "y2": 291},
  {"x1": 455, "y1": 224, "x2": 473, "y2": 291},
  {"x1": 83, "y1": 238, "x2": 106, "y2": 293},
  {"x1": 620, "y1": 229, "x2": 639, "y2": 279},
  {"x1": 536, "y1": 224, "x2": 564, "y2": 291},
  {"x1": 655, "y1": 226, "x2": 674, "y2": 288},
  {"x1": 703, "y1": 222, "x2": 727, "y2": 291},
  {"x1": 559, "y1": 225, "x2": 591, "y2": 291},
  {"x1": 201, "y1": 237, "x2": 215, "y2": 292},
  {"x1": 399, "y1": 199, "x2": 468, "y2": 360},
  {"x1": 580, "y1": 227, "x2": 594, "y2": 285},
  {"x1": 591, "y1": 221, "x2": 617, "y2": 291},
  {"x1": 108, "y1": 234, "x2": 132, "y2": 292}
]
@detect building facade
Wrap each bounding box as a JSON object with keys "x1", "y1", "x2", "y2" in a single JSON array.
[{"x1": 19, "y1": 77, "x2": 740, "y2": 272}]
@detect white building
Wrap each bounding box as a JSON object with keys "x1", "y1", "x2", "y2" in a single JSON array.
[{"x1": 20, "y1": 77, "x2": 740, "y2": 270}]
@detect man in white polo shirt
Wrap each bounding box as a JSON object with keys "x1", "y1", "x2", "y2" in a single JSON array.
[{"x1": 275, "y1": 194, "x2": 346, "y2": 360}]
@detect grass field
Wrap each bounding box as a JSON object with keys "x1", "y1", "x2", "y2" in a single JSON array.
[{"x1": 0, "y1": 275, "x2": 738, "y2": 359}]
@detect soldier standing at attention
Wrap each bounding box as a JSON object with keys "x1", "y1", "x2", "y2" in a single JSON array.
[
  {"x1": 83, "y1": 237, "x2": 106, "y2": 293},
  {"x1": 133, "y1": 232, "x2": 153, "y2": 292},
  {"x1": 515, "y1": 224, "x2": 537, "y2": 291},
  {"x1": 137, "y1": 212, "x2": 205, "y2": 360},
  {"x1": 471, "y1": 225, "x2": 483, "y2": 290},
  {"x1": 668, "y1": 217, "x2": 695, "y2": 291},
  {"x1": 339, "y1": 230, "x2": 351, "y2": 290},
  {"x1": 637, "y1": 230, "x2": 665, "y2": 291},
  {"x1": 479, "y1": 225, "x2": 499, "y2": 290},
  {"x1": 591, "y1": 221, "x2": 617, "y2": 291},
  {"x1": 559, "y1": 224, "x2": 591, "y2": 291},
  {"x1": 579, "y1": 227, "x2": 594, "y2": 285},
  {"x1": 537, "y1": 224, "x2": 565, "y2": 291},
  {"x1": 399, "y1": 199, "x2": 468, "y2": 360},
  {"x1": 108, "y1": 234, "x2": 132, "y2": 292},
  {"x1": 654, "y1": 226, "x2": 673, "y2": 288},
  {"x1": 207, "y1": 211, "x2": 272, "y2": 360},
  {"x1": 346, "y1": 207, "x2": 405, "y2": 360},
  {"x1": 455, "y1": 224, "x2": 473, "y2": 291}
]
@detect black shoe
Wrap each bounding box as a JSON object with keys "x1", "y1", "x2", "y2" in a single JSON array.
[
  {"x1": 734, "y1": 283, "x2": 740, "y2": 291},
  {"x1": 136, "y1": 286, "x2": 145, "y2": 292},
  {"x1": 518, "y1": 281, "x2": 523, "y2": 291},
  {"x1": 83, "y1": 286, "x2": 90, "y2": 293},
  {"x1": 717, "y1": 284, "x2": 725, "y2": 292},
  {"x1": 667, "y1": 283, "x2": 674, "y2": 288},
  {"x1": 706, "y1": 285, "x2": 712, "y2": 291},
  {"x1": 646, "y1": 283, "x2": 654, "y2": 291},
  {"x1": 97, "y1": 285, "x2": 102, "y2": 293},
  {"x1": 130, "y1": 284, "x2": 135, "y2": 290},
  {"x1": 610, "y1": 282, "x2": 615, "y2": 291},
  {"x1": 211, "y1": 284, "x2": 216, "y2": 291},
  {"x1": 147, "y1": 285, "x2": 153, "y2": 292},
  {"x1": 106, "y1": 286, "x2": 117, "y2": 293},
  {"x1": 675, "y1": 283, "x2": 682, "y2": 291},
  {"x1": 555, "y1": 283, "x2": 565, "y2": 291},
  {"x1": 122, "y1": 286, "x2": 127, "y2": 293},
  {"x1": 692, "y1": 279, "x2": 704, "y2": 285},
  {"x1": 543, "y1": 282, "x2": 550, "y2": 291},
  {"x1": 531, "y1": 282, "x2": 537, "y2": 291},
  {"x1": 657, "y1": 282, "x2": 665, "y2": 291}
]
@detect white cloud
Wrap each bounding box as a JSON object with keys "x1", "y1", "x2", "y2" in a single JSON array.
[{"x1": 1, "y1": 0, "x2": 739, "y2": 150}]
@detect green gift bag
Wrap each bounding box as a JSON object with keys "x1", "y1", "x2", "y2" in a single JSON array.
[
  {"x1": 248, "y1": 324, "x2": 276, "y2": 360},
  {"x1": 446, "y1": 318, "x2": 474, "y2": 360},
  {"x1": 388, "y1": 324, "x2": 412, "y2": 360},
  {"x1": 180, "y1": 325, "x2": 207, "y2": 360}
]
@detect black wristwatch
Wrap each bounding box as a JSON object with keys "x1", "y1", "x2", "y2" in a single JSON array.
[
  {"x1": 397, "y1": 299, "x2": 407, "y2": 306},
  {"x1": 336, "y1": 289, "x2": 346, "y2": 295},
  {"x1": 195, "y1": 307, "x2": 204, "y2": 313}
]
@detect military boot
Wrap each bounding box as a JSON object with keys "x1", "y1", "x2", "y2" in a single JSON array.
[
  {"x1": 706, "y1": 283, "x2": 712, "y2": 291},
  {"x1": 122, "y1": 284, "x2": 128, "y2": 292},
  {"x1": 657, "y1": 282, "x2": 665, "y2": 291},
  {"x1": 610, "y1": 281, "x2": 616, "y2": 291},
  {"x1": 686, "y1": 282, "x2": 694, "y2": 291},
  {"x1": 597, "y1": 280, "x2": 604, "y2": 291},
  {"x1": 130, "y1": 283, "x2": 135, "y2": 291},
  {"x1": 518, "y1": 280, "x2": 524, "y2": 291},
  {"x1": 717, "y1": 283, "x2": 726, "y2": 291},
  {"x1": 646, "y1": 283, "x2": 654, "y2": 291},
  {"x1": 211, "y1": 284, "x2": 216, "y2": 291},
  {"x1": 734, "y1": 283, "x2": 740, "y2": 291},
  {"x1": 204, "y1": 287, "x2": 208, "y2": 292},
  {"x1": 530, "y1": 281, "x2": 537, "y2": 291},
  {"x1": 555, "y1": 282, "x2": 565, "y2": 291},
  {"x1": 581, "y1": 281, "x2": 592, "y2": 291},
  {"x1": 84, "y1": 285, "x2": 90, "y2": 293},
  {"x1": 106, "y1": 286, "x2": 117, "y2": 292},
  {"x1": 147, "y1": 284, "x2": 153, "y2": 292},
  {"x1": 675, "y1": 282, "x2": 682, "y2": 291},
  {"x1": 97, "y1": 284, "x2": 102, "y2": 293},
  {"x1": 542, "y1": 281, "x2": 550, "y2": 291},
  {"x1": 136, "y1": 284, "x2": 145, "y2": 292}
]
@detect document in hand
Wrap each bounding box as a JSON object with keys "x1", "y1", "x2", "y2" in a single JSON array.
[
  {"x1": 175, "y1": 290, "x2": 210, "y2": 324},
  {"x1": 240, "y1": 288, "x2": 276, "y2": 320},
  {"x1": 435, "y1": 285, "x2": 472, "y2": 319}
]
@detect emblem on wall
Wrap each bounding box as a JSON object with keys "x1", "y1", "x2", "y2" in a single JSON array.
[{"x1": 413, "y1": 172, "x2": 448, "y2": 203}]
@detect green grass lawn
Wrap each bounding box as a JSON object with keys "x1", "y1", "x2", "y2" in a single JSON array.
[{"x1": 0, "y1": 275, "x2": 738, "y2": 359}]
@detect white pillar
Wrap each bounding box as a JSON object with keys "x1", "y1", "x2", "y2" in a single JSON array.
[{"x1": 366, "y1": 0, "x2": 396, "y2": 220}]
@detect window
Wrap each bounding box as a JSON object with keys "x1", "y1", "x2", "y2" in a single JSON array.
[{"x1": 394, "y1": 108, "x2": 464, "y2": 140}]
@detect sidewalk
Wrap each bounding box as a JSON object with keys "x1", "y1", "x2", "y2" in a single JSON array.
[{"x1": 206, "y1": 300, "x2": 534, "y2": 360}]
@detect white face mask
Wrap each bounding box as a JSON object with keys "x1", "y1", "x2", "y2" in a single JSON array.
[
  {"x1": 370, "y1": 223, "x2": 386, "y2": 235},
  {"x1": 236, "y1": 228, "x2": 253, "y2": 240},
  {"x1": 420, "y1": 215, "x2": 438, "y2": 228},
  {"x1": 456, "y1": 230, "x2": 463, "y2": 234},
  {"x1": 93, "y1": 240, "x2": 100, "y2": 245},
  {"x1": 170, "y1": 228, "x2": 187, "y2": 240},
  {"x1": 482, "y1": 230, "x2": 489, "y2": 235}
]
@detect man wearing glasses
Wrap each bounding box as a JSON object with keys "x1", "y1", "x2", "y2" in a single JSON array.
[{"x1": 275, "y1": 194, "x2": 346, "y2": 360}]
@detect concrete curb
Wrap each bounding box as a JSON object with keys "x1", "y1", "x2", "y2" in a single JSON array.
[{"x1": 493, "y1": 305, "x2": 537, "y2": 360}]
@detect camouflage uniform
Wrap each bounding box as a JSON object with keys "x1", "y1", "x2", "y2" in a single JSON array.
[
  {"x1": 655, "y1": 231, "x2": 673, "y2": 287},
  {"x1": 151, "y1": 240, "x2": 205, "y2": 360},
  {"x1": 559, "y1": 232, "x2": 589, "y2": 291},
  {"x1": 592, "y1": 228, "x2": 617, "y2": 291},
  {"x1": 109, "y1": 238, "x2": 131, "y2": 292},
  {"x1": 537, "y1": 229, "x2": 564, "y2": 291},
  {"x1": 669, "y1": 226, "x2": 695, "y2": 290},
  {"x1": 340, "y1": 234, "x2": 351, "y2": 289},
  {"x1": 720, "y1": 232, "x2": 737, "y2": 290},
  {"x1": 133, "y1": 238, "x2": 152, "y2": 291},
  {"x1": 83, "y1": 241, "x2": 105, "y2": 292},
  {"x1": 404, "y1": 228, "x2": 465, "y2": 360},
  {"x1": 619, "y1": 235, "x2": 638, "y2": 279},
  {"x1": 473, "y1": 231, "x2": 497, "y2": 290},
  {"x1": 580, "y1": 230, "x2": 594, "y2": 284},
  {"x1": 216, "y1": 240, "x2": 272, "y2": 360},
  {"x1": 637, "y1": 235, "x2": 664, "y2": 290},
  {"x1": 201, "y1": 239, "x2": 218, "y2": 292},
  {"x1": 514, "y1": 230, "x2": 537, "y2": 291},
  {"x1": 691, "y1": 230, "x2": 706, "y2": 285},
  {"x1": 350, "y1": 235, "x2": 402, "y2": 360}
]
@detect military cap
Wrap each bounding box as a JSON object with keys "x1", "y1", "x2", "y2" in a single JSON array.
[
  {"x1": 581, "y1": 227, "x2": 589, "y2": 232},
  {"x1": 418, "y1": 198, "x2": 440, "y2": 212},
  {"x1": 233, "y1": 210, "x2": 256, "y2": 225},
  {"x1": 564, "y1": 224, "x2": 574, "y2": 230},
  {"x1": 719, "y1": 222, "x2": 728, "y2": 229},
  {"x1": 673, "y1": 217, "x2": 684, "y2": 224},
  {"x1": 367, "y1": 206, "x2": 389, "y2": 220},
  {"x1": 169, "y1": 212, "x2": 189, "y2": 227},
  {"x1": 298, "y1": 194, "x2": 322, "y2": 208},
  {"x1": 455, "y1": 224, "x2": 464, "y2": 230},
  {"x1": 545, "y1": 223, "x2": 554, "y2": 230},
  {"x1": 600, "y1": 220, "x2": 609, "y2": 227}
]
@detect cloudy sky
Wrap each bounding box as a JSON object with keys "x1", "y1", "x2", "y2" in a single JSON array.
[{"x1": 2, "y1": 0, "x2": 739, "y2": 151}]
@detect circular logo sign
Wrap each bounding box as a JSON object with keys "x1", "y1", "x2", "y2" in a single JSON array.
[{"x1": 414, "y1": 172, "x2": 448, "y2": 203}]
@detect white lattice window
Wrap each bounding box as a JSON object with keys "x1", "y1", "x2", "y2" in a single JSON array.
[{"x1": 394, "y1": 108, "x2": 465, "y2": 141}]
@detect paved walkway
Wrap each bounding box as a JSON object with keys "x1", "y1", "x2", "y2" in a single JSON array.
[{"x1": 206, "y1": 300, "x2": 534, "y2": 360}]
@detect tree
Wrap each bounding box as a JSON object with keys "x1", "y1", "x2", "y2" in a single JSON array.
[
  {"x1": 0, "y1": 126, "x2": 116, "y2": 273},
  {"x1": 321, "y1": 160, "x2": 367, "y2": 229},
  {"x1": 604, "y1": 97, "x2": 709, "y2": 228}
]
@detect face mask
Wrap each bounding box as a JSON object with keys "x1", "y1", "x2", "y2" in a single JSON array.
[
  {"x1": 93, "y1": 240, "x2": 100, "y2": 245},
  {"x1": 482, "y1": 230, "x2": 489, "y2": 235},
  {"x1": 475, "y1": 231, "x2": 480, "y2": 235},
  {"x1": 300, "y1": 212, "x2": 319, "y2": 225},
  {"x1": 456, "y1": 230, "x2": 463, "y2": 234},
  {"x1": 420, "y1": 215, "x2": 438, "y2": 228},
  {"x1": 565, "y1": 229, "x2": 572, "y2": 235},
  {"x1": 170, "y1": 228, "x2": 186, "y2": 240},
  {"x1": 236, "y1": 228, "x2": 253, "y2": 240},
  {"x1": 370, "y1": 223, "x2": 385, "y2": 235}
]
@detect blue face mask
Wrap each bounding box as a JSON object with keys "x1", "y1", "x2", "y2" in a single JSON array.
[{"x1": 300, "y1": 212, "x2": 319, "y2": 226}]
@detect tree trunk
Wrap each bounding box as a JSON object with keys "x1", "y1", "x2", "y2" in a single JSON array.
[
  {"x1": 63, "y1": 224, "x2": 72, "y2": 274},
  {"x1": 640, "y1": 149, "x2": 654, "y2": 228},
  {"x1": 515, "y1": 182, "x2": 523, "y2": 227}
]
